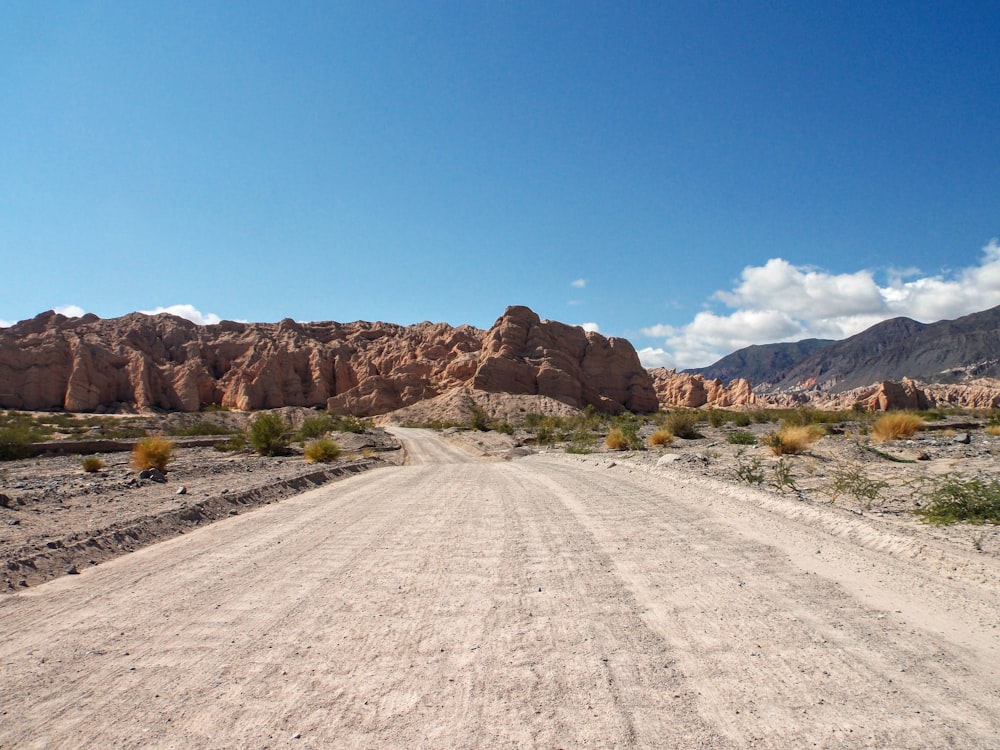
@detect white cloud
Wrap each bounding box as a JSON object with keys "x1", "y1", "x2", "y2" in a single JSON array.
[
  {"x1": 641, "y1": 239, "x2": 1000, "y2": 369},
  {"x1": 53, "y1": 304, "x2": 86, "y2": 318},
  {"x1": 0, "y1": 319, "x2": 12, "y2": 328},
  {"x1": 637, "y1": 347, "x2": 675, "y2": 368},
  {"x1": 571, "y1": 278, "x2": 587, "y2": 288},
  {"x1": 140, "y1": 304, "x2": 222, "y2": 326},
  {"x1": 578, "y1": 322, "x2": 600, "y2": 333}
]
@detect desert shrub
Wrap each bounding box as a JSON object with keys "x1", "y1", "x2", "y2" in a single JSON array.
[
  {"x1": 648, "y1": 428, "x2": 673, "y2": 447},
  {"x1": 492, "y1": 421, "x2": 515, "y2": 435},
  {"x1": 214, "y1": 434, "x2": 247, "y2": 452},
  {"x1": 249, "y1": 413, "x2": 291, "y2": 456},
  {"x1": 871, "y1": 412, "x2": 925, "y2": 442},
  {"x1": 296, "y1": 415, "x2": 336, "y2": 441},
  {"x1": 81, "y1": 456, "x2": 104, "y2": 472},
  {"x1": 609, "y1": 414, "x2": 643, "y2": 450},
  {"x1": 303, "y1": 437, "x2": 341, "y2": 463},
  {"x1": 726, "y1": 430, "x2": 756, "y2": 445},
  {"x1": 734, "y1": 454, "x2": 765, "y2": 484},
  {"x1": 731, "y1": 412, "x2": 752, "y2": 427},
  {"x1": 169, "y1": 421, "x2": 235, "y2": 437},
  {"x1": 750, "y1": 409, "x2": 774, "y2": 424},
  {"x1": 987, "y1": 425, "x2": 1000, "y2": 437},
  {"x1": 469, "y1": 406, "x2": 490, "y2": 432},
  {"x1": 707, "y1": 409, "x2": 726, "y2": 428},
  {"x1": 665, "y1": 409, "x2": 701, "y2": 439},
  {"x1": 915, "y1": 476, "x2": 1000, "y2": 525},
  {"x1": 0, "y1": 424, "x2": 34, "y2": 461},
  {"x1": 605, "y1": 428, "x2": 628, "y2": 450},
  {"x1": 826, "y1": 460, "x2": 889, "y2": 509},
  {"x1": 763, "y1": 424, "x2": 823, "y2": 455},
  {"x1": 131, "y1": 437, "x2": 174, "y2": 472},
  {"x1": 771, "y1": 457, "x2": 798, "y2": 492}
]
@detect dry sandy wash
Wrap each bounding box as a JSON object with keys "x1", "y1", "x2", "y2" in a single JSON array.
[{"x1": 1, "y1": 428, "x2": 999, "y2": 748}]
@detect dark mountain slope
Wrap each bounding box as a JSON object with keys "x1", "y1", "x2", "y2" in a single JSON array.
[{"x1": 685, "y1": 339, "x2": 834, "y2": 386}]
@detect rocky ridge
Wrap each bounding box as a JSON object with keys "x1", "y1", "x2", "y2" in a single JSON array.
[{"x1": 0, "y1": 306, "x2": 658, "y2": 416}]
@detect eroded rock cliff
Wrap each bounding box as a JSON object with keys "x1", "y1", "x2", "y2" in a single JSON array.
[{"x1": 0, "y1": 307, "x2": 658, "y2": 416}]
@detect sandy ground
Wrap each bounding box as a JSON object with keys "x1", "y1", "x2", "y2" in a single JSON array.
[{"x1": 1, "y1": 427, "x2": 999, "y2": 748}]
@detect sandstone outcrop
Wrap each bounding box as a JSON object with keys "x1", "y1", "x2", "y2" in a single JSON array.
[
  {"x1": 0, "y1": 307, "x2": 658, "y2": 416},
  {"x1": 649, "y1": 368, "x2": 757, "y2": 409}
]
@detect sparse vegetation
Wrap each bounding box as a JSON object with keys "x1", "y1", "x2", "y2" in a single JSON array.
[
  {"x1": 296, "y1": 414, "x2": 371, "y2": 440},
  {"x1": 214, "y1": 434, "x2": 247, "y2": 453},
  {"x1": 605, "y1": 428, "x2": 629, "y2": 451},
  {"x1": 871, "y1": 412, "x2": 925, "y2": 442},
  {"x1": 0, "y1": 424, "x2": 35, "y2": 461},
  {"x1": 168, "y1": 421, "x2": 235, "y2": 437},
  {"x1": 249, "y1": 413, "x2": 291, "y2": 456},
  {"x1": 131, "y1": 437, "x2": 174, "y2": 472},
  {"x1": 771, "y1": 457, "x2": 797, "y2": 492},
  {"x1": 663, "y1": 409, "x2": 701, "y2": 439},
  {"x1": 648, "y1": 428, "x2": 673, "y2": 447},
  {"x1": 826, "y1": 460, "x2": 889, "y2": 509},
  {"x1": 469, "y1": 406, "x2": 490, "y2": 432},
  {"x1": 303, "y1": 437, "x2": 341, "y2": 463},
  {"x1": 987, "y1": 425, "x2": 1000, "y2": 437},
  {"x1": 81, "y1": 456, "x2": 104, "y2": 472},
  {"x1": 734, "y1": 453, "x2": 765, "y2": 484},
  {"x1": 915, "y1": 476, "x2": 1000, "y2": 525},
  {"x1": 763, "y1": 424, "x2": 823, "y2": 455},
  {"x1": 732, "y1": 412, "x2": 752, "y2": 427},
  {"x1": 726, "y1": 430, "x2": 756, "y2": 445}
]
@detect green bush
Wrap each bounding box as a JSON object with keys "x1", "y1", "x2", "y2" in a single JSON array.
[
  {"x1": 214, "y1": 434, "x2": 247, "y2": 452},
  {"x1": 915, "y1": 476, "x2": 1000, "y2": 525},
  {"x1": 296, "y1": 415, "x2": 336, "y2": 441},
  {"x1": 665, "y1": 410, "x2": 701, "y2": 439},
  {"x1": 169, "y1": 421, "x2": 235, "y2": 437},
  {"x1": 726, "y1": 430, "x2": 757, "y2": 445},
  {"x1": 303, "y1": 437, "x2": 341, "y2": 463},
  {"x1": 249, "y1": 413, "x2": 290, "y2": 456},
  {"x1": 732, "y1": 412, "x2": 752, "y2": 427},
  {"x1": 0, "y1": 425, "x2": 34, "y2": 460},
  {"x1": 734, "y1": 454, "x2": 765, "y2": 484},
  {"x1": 469, "y1": 406, "x2": 490, "y2": 431}
]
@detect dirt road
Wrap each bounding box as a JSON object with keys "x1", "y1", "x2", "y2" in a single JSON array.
[{"x1": 2, "y1": 428, "x2": 998, "y2": 748}]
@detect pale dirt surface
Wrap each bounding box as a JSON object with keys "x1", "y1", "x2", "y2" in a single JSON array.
[
  {"x1": 2, "y1": 428, "x2": 999, "y2": 748},
  {"x1": 0, "y1": 429, "x2": 400, "y2": 591}
]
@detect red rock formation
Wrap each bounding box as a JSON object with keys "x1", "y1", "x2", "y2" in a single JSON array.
[
  {"x1": 0, "y1": 307, "x2": 658, "y2": 416},
  {"x1": 473, "y1": 307, "x2": 659, "y2": 414},
  {"x1": 648, "y1": 368, "x2": 757, "y2": 409}
]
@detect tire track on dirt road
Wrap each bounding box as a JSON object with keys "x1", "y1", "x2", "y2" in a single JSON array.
[{"x1": 1, "y1": 430, "x2": 998, "y2": 748}]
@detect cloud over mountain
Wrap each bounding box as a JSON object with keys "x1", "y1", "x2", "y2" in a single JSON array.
[{"x1": 640, "y1": 239, "x2": 1000, "y2": 370}]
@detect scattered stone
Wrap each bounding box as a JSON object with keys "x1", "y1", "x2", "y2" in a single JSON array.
[
  {"x1": 954, "y1": 432, "x2": 972, "y2": 444},
  {"x1": 176, "y1": 486, "x2": 187, "y2": 495},
  {"x1": 8, "y1": 519, "x2": 19, "y2": 526},
  {"x1": 657, "y1": 454, "x2": 682, "y2": 465},
  {"x1": 0, "y1": 494, "x2": 11, "y2": 508},
  {"x1": 146, "y1": 469, "x2": 167, "y2": 483},
  {"x1": 65, "y1": 565, "x2": 79, "y2": 575}
]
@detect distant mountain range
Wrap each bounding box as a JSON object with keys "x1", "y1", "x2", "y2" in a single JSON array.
[{"x1": 687, "y1": 305, "x2": 1000, "y2": 393}]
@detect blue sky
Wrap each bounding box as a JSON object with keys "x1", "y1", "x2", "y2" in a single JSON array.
[{"x1": 2, "y1": 2, "x2": 998, "y2": 368}]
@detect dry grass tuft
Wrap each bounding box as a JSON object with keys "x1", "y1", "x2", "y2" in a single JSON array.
[
  {"x1": 131, "y1": 437, "x2": 174, "y2": 472},
  {"x1": 303, "y1": 437, "x2": 341, "y2": 463},
  {"x1": 81, "y1": 456, "x2": 104, "y2": 473},
  {"x1": 605, "y1": 428, "x2": 628, "y2": 451},
  {"x1": 871, "y1": 412, "x2": 925, "y2": 442},
  {"x1": 987, "y1": 425, "x2": 1000, "y2": 437},
  {"x1": 764, "y1": 424, "x2": 823, "y2": 455},
  {"x1": 648, "y1": 428, "x2": 673, "y2": 447}
]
